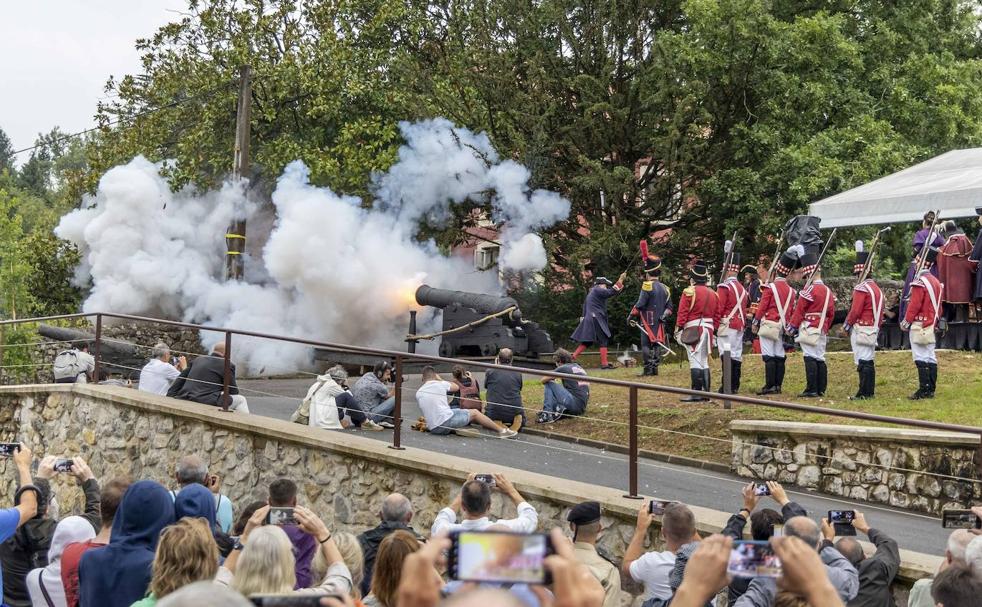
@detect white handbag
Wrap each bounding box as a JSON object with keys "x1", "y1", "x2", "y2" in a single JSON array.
[
  {"x1": 909, "y1": 277, "x2": 941, "y2": 346},
  {"x1": 852, "y1": 286, "x2": 882, "y2": 347},
  {"x1": 758, "y1": 284, "x2": 791, "y2": 341},
  {"x1": 795, "y1": 289, "x2": 831, "y2": 347}
]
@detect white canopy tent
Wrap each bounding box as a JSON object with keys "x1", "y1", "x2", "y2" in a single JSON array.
[{"x1": 808, "y1": 148, "x2": 982, "y2": 228}]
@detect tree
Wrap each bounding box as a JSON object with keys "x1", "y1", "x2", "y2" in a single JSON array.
[{"x1": 0, "y1": 127, "x2": 13, "y2": 175}]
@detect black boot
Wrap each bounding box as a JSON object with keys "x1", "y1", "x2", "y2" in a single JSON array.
[
  {"x1": 799, "y1": 357, "x2": 818, "y2": 397},
  {"x1": 816, "y1": 360, "x2": 828, "y2": 396},
  {"x1": 731, "y1": 360, "x2": 742, "y2": 393},
  {"x1": 651, "y1": 350, "x2": 661, "y2": 376},
  {"x1": 865, "y1": 360, "x2": 876, "y2": 398},
  {"x1": 926, "y1": 363, "x2": 938, "y2": 398},
  {"x1": 850, "y1": 360, "x2": 872, "y2": 400},
  {"x1": 757, "y1": 356, "x2": 776, "y2": 395},
  {"x1": 639, "y1": 354, "x2": 652, "y2": 377},
  {"x1": 773, "y1": 357, "x2": 786, "y2": 394},
  {"x1": 909, "y1": 362, "x2": 931, "y2": 400},
  {"x1": 682, "y1": 369, "x2": 708, "y2": 402},
  {"x1": 703, "y1": 369, "x2": 712, "y2": 395}
]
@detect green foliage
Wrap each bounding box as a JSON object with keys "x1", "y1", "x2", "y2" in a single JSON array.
[{"x1": 0, "y1": 324, "x2": 43, "y2": 384}]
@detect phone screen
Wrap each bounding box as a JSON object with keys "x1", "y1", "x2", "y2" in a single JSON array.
[
  {"x1": 753, "y1": 483, "x2": 770, "y2": 496},
  {"x1": 451, "y1": 531, "x2": 552, "y2": 585},
  {"x1": 267, "y1": 507, "x2": 297, "y2": 526},
  {"x1": 54, "y1": 459, "x2": 73, "y2": 473},
  {"x1": 475, "y1": 474, "x2": 496, "y2": 487},
  {"x1": 728, "y1": 541, "x2": 782, "y2": 578},
  {"x1": 772, "y1": 524, "x2": 783, "y2": 538},
  {"x1": 0, "y1": 443, "x2": 20, "y2": 458},
  {"x1": 649, "y1": 500, "x2": 669, "y2": 515},
  {"x1": 942, "y1": 510, "x2": 981, "y2": 529},
  {"x1": 828, "y1": 510, "x2": 855, "y2": 524}
]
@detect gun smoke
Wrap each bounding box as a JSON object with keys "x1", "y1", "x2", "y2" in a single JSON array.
[{"x1": 55, "y1": 119, "x2": 570, "y2": 374}]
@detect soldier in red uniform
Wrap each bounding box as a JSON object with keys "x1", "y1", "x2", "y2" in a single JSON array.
[
  {"x1": 787, "y1": 251, "x2": 836, "y2": 398},
  {"x1": 901, "y1": 247, "x2": 944, "y2": 400},
  {"x1": 716, "y1": 252, "x2": 748, "y2": 393},
  {"x1": 752, "y1": 247, "x2": 799, "y2": 395},
  {"x1": 674, "y1": 260, "x2": 719, "y2": 402},
  {"x1": 843, "y1": 242, "x2": 885, "y2": 400}
]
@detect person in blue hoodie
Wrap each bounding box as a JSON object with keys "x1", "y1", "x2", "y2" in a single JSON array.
[
  {"x1": 78, "y1": 480, "x2": 175, "y2": 607},
  {"x1": 173, "y1": 483, "x2": 234, "y2": 558}
]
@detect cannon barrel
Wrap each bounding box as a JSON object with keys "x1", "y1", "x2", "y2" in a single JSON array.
[{"x1": 415, "y1": 285, "x2": 523, "y2": 324}]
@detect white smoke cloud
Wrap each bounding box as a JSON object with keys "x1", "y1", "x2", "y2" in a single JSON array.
[{"x1": 55, "y1": 119, "x2": 570, "y2": 374}]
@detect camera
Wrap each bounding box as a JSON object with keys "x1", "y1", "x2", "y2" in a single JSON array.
[
  {"x1": 54, "y1": 459, "x2": 74, "y2": 473},
  {"x1": 828, "y1": 510, "x2": 857, "y2": 536},
  {"x1": 753, "y1": 483, "x2": 770, "y2": 496},
  {"x1": 0, "y1": 443, "x2": 20, "y2": 458},
  {"x1": 649, "y1": 499, "x2": 669, "y2": 515}
]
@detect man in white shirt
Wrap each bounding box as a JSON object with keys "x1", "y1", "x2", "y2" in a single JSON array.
[
  {"x1": 138, "y1": 342, "x2": 188, "y2": 395},
  {"x1": 621, "y1": 500, "x2": 698, "y2": 602},
  {"x1": 416, "y1": 366, "x2": 517, "y2": 438},
  {"x1": 431, "y1": 473, "x2": 538, "y2": 535}
]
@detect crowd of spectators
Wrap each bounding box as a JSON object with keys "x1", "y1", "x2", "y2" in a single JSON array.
[{"x1": 8, "y1": 431, "x2": 982, "y2": 607}]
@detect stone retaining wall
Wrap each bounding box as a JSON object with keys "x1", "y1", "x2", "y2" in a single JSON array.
[
  {"x1": 731, "y1": 421, "x2": 981, "y2": 515},
  {"x1": 0, "y1": 386, "x2": 941, "y2": 605}
]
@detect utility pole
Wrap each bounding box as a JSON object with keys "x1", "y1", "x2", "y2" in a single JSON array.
[{"x1": 225, "y1": 65, "x2": 252, "y2": 280}]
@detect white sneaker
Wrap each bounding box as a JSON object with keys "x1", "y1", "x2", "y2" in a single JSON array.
[
  {"x1": 378, "y1": 421, "x2": 396, "y2": 429},
  {"x1": 362, "y1": 420, "x2": 385, "y2": 432},
  {"x1": 498, "y1": 428, "x2": 518, "y2": 439}
]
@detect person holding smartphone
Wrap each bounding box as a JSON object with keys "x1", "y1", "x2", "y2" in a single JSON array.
[
  {"x1": 824, "y1": 512, "x2": 900, "y2": 607},
  {"x1": 0, "y1": 444, "x2": 38, "y2": 603},
  {"x1": 622, "y1": 501, "x2": 698, "y2": 603},
  {"x1": 431, "y1": 474, "x2": 537, "y2": 536}
]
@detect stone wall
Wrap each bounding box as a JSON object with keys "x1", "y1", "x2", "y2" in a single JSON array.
[
  {"x1": 0, "y1": 385, "x2": 941, "y2": 605},
  {"x1": 731, "y1": 421, "x2": 981, "y2": 515}
]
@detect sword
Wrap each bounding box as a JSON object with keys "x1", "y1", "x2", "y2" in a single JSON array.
[{"x1": 629, "y1": 320, "x2": 675, "y2": 356}]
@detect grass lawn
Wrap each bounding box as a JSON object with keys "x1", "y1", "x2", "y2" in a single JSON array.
[{"x1": 518, "y1": 349, "x2": 982, "y2": 464}]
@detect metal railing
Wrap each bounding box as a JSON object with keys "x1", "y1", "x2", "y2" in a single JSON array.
[{"x1": 2, "y1": 311, "x2": 982, "y2": 499}]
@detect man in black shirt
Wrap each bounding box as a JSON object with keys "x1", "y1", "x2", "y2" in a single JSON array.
[
  {"x1": 357, "y1": 493, "x2": 420, "y2": 596},
  {"x1": 484, "y1": 348, "x2": 526, "y2": 430},
  {"x1": 537, "y1": 348, "x2": 590, "y2": 423},
  {"x1": 173, "y1": 342, "x2": 249, "y2": 413},
  {"x1": 831, "y1": 512, "x2": 900, "y2": 607}
]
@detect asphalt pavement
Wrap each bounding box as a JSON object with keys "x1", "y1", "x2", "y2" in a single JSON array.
[{"x1": 239, "y1": 374, "x2": 950, "y2": 556}]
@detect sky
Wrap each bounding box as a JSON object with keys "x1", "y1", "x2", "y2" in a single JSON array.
[{"x1": 0, "y1": 0, "x2": 187, "y2": 161}]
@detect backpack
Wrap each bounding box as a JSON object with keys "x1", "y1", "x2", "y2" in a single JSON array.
[
  {"x1": 53, "y1": 350, "x2": 85, "y2": 381},
  {"x1": 458, "y1": 379, "x2": 482, "y2": 410}
]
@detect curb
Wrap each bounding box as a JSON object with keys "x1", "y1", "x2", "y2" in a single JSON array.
[{"x1": 520, "y1": 427, "x2": 732, "y2": 474}]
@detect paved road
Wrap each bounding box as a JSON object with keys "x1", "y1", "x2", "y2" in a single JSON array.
[{"x1": 239, "y1": 375, "x2": 950, "y2": 556}]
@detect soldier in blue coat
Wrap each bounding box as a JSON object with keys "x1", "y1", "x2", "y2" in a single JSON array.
[
  {"x1": 628, "y1": 255, "x2": 672, "y2": 376},
  {"x1": 571, "y1": 273, "x2": 626, "y2": 369}
]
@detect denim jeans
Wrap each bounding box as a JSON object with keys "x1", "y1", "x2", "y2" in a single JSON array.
[
  {"x1": 368, "y1": 396, "x2": 396, "y2": 423},
  {"x1": 543, "y1": 382, "x2": 584, "y2": 415}
]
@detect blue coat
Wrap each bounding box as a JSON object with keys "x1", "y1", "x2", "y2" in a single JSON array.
[{"x1": 571, "y1": 285, "x2": 622, "y2": 345}]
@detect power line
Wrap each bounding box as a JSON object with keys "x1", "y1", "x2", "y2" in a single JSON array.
[{"x1": 4, "y1": 80, "x2": 237, "y2": 160}]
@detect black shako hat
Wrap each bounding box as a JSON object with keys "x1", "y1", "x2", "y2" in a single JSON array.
[
  {"x1": 689, "y1": 259, "x2": 709, "y2": 283},
  {"x1": 567, "y1": 501, "x2": 602, "y2": 526}
]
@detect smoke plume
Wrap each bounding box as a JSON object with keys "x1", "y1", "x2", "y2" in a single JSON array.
[{"x1": 55, "y1": 119, "x2": 570, "y2": 374}]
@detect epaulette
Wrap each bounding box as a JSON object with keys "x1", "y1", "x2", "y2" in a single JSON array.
[
  {"x1": 682, "y1": 286, "x2": 695, "y2": 297},
  {"x1": 642, "y1": 280, "x2": 653, "y2": 292}
]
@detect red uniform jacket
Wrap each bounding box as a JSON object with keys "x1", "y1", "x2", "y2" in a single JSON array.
[
  {"x1": 789, "y1": 281, "x2": 836, "y2": 334},
  {"x1": 938, "y1": 234, "x2": 974, "y2": 303},
  {"x1": 845, "y1": 280, "x2": 884, "y2": 328},
  {"x1": 754, "y1": 279, "x2": 796, "y2": 324},
  {"x1": 716, "y1": 279, "x2": 748, "y2": 331},
  {"x1": 904, "y1": 273, "x2": 944, "y2": 328},
  {"x1": 675, "y1": 284, "x2": 719, "y2": 331}
]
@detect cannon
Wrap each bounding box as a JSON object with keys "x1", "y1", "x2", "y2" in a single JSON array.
[{"x1": 413, "y1": 285, "x2": 554, "y2": 359}]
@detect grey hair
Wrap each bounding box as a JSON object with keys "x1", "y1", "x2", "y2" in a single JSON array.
[
  {"x1": 152, "y1": 342, "x2": 171, "y2": 359},
  {"x1": 175, "y1": 455, "x2": 208, "y2": 486},
  {"x1": 785, "y1": 516, "x2": 822, "y2": 550},
  {"x1": 381, "y1": 493, "x2": 413, "y2": 523},
  {"x1": 947, "y1": 529, "x2": 975, "y2": 563},
  {"x1": 157, "y1": 581, "x2": 252, "y2": 607},
  {"x1": 328, "y1": 365, "x2": 349, "y2": 383}
]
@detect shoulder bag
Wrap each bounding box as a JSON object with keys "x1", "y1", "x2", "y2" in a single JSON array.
[
  {"x1": 910, "y1": 278, "x2": 941, "y2": 346},
  {"x1": 758, "y1": 284, "x2": 790, "y2": 341},
  {"x1": 795, "y1": 288, "x2": 831, "y2": 347},
  {"x1": 853, "y1": 286, "x2": 882, "y2": 347}
]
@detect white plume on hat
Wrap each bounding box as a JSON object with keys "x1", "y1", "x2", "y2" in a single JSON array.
[{"x1": 787, "y1": 244, "x2": 805, "y2": 259}]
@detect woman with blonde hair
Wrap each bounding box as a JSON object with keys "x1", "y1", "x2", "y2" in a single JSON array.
[
  {"x1": 364, "y1": 530, "x2": 422, "y2": 607},
  {"x1": 314, "y1": 532, "x2": 365, "y2": 604},
  {"x1": 217, "y1": 505, "x2": 352, "y2": 597},
  {"x1": 130, "y1": 518, "x2": 219, "y2": 606}
]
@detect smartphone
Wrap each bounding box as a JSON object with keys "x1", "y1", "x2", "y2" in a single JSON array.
[
  {"x1": 448, "y1": 530, "x2": 554, "y2": 585},
  {"x1": 0, "y1": 443, "x2": 20, "y2": 458},
  {"x1": 942, "y1": 509, "x2": 982, "y2": 529},
  {"x1": 267, "y1": 507, "x2": 297, "y2": 526},
  {"x1": 753, "y1": 483, "x2": 771, "y2": 496},
  {"x1": 53, "y1": 459, "x2": 74, "y2": 473},
  {"x1": 772, "y1": 523, "x2": 784, "y2": 538},
  {"x1": 727, "y1": 540, "x2": 782, "y2": 578},
  {"x1": 828, "y1": 510, "x2": 857, "y2": 536},
  {"x1": 475, "y1": 474, "x2": 496, "y2": 488},
  {"x1": 649, "y1": 499, "x2": 670, "y2": 515},
  {"x1": 250, "y1": 595, "x2": 345, "y2": 606}
]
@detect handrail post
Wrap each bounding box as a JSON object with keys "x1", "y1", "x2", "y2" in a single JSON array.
[
  {"x1": 93, "y1": 314, "x2": 103, "y2": 382},
  {"x1": 624, "y1": 386, "x2": 642, "y2": 499},
  {"x1": 389, "y1": 355, "x2": 405, "y2": 450},
  {"x1": 221, "y1": 332, "x2": 232, "y2": 412}
]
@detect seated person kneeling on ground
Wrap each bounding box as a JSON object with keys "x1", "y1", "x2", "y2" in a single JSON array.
[
  {"x1": 484, "y1": 348, "x2": 526, "y2": 430},
  {"x1": 537, "y1": 348, "x2": 590, "y2": 424},
  {"x1": 171, "y1": 342, "x2": 249, "y2": 413},
  {"x1": 415, "y1": 366, "x2": 517, "y2": 438}
]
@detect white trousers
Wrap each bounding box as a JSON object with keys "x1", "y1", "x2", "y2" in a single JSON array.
[
  {"x1": 759, "y1": 335, "x2": 785, "y2": 359},
  {"x1": 850, "y1": 331, "x2": 877, "y2": 365},
  {"x1": 911, "y1": 340, "x2": 937, "y2": 364},
  {"x1": 686, "y1": 329, "x2": 711, "y2": 370},
  {"x1": 799, "y1": 335, "x2": 828, "y2": 362},
  {"x1": 228, "y1": 395, "x2": 250, "y2": 414},
  {"x1": 716, "y1": 329, "x2": 744, "y2": 362}
]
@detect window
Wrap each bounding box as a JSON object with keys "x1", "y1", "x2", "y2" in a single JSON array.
[{"x1": 475, "y1": 245, "x2": 500, "y2": 270}]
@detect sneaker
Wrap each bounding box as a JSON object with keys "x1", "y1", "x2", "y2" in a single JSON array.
[
  {"x1": 378, "y1": 421, "x2": 396, "y2": 429},
  {"x1": 554, "y1": 405, "x2": 567, "y2": 420},
  {"x1": 536, "y1": 411, "x2": 552, "y2": 424},
  {"x1": 362, "y1": 420, "x2": 385, "y2": 432},
  {"x1": 498, "y1": 428, "x2": 518, "y2": 439}
]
